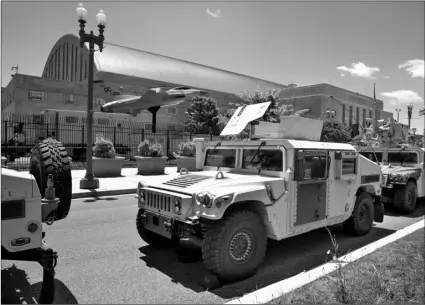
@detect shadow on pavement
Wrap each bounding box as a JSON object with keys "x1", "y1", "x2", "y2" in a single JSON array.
[
  {"x1": 1, "y1": 264, "x2": 78, "y2": 304},
  {"x1": 139, "y1": 225, "x2": 396, "y2": 300},
  {"x1": 82, "y1": 197, "x2": 119, "y2": 203},
  {"x1": 384, "y1": 198, "x2": 425, "y2": 218}
]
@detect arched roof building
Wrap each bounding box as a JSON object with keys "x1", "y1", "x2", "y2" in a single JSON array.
[{"x1": 42, "y1": 34, "x2": 287, "y2": 101}]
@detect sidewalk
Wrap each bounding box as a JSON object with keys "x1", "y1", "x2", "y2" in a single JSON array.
[{"x1": 71, "y1": 167, "x2": 178, "y2": 199}]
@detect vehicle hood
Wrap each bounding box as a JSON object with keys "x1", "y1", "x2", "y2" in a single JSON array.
[
  {"x1": 381, "y1": 165, "x2": 421, "y2": 176},
  {"x1": 142, "y1": 170, "x2": 282, "y2": 196}
]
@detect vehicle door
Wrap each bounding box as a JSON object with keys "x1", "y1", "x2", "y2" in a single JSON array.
[{"x1": 293, "y1": 150, "x2": 330, "y2": 226}]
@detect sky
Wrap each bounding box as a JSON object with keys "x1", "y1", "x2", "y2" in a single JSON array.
[{"x1": 1, "y1": 1, "x2": 424, "y2": 133}]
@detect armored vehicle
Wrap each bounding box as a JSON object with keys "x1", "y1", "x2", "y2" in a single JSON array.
[
  {"x1": 2, "y1": 138, "x2": 72, "y2": 303},
  {"x1": 358, "y1": 118, "x2": 424, "y2": 214},
  {"x1": 135, "y1": 102, "x2": 385, "y2": 283}
]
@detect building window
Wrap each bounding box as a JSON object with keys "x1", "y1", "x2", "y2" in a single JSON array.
[
  {"x1": 97, "y1": 118, "x2": 109, "y2": 125},
  {"x1": 342, "y1": 104, "x2": 346, "y2": 123},
  {"x1": 65, "y1": 116, "x2": 78, "y2": 124},
  {"x1": 84, "y1": 60, "x2": 87, "y2": 78},
  {"x1": 369, "y1": 110, "x2": 372, "y2": 120},
  {"x1": 80, "y1": 52, "x2": 83, "y2": 81},
  {"x1": 66, "y1": 43, "x2": 69, "y2": 81},
  {"x1": 71, "y1": 45, "x2": 74, "y2": 81},
  {"x1": 167, "y1": 107, "x2": 177, "y2": 115},
  {"x1": 65, "y1": 94, "x2": 76, "y2": 103},
  {"x1": 349, "y1": 106, "x2": 353, "y2": 125},
  {"x1": 94, "y1": 97, "x2": 106, "y2": 107},
  {"x1": 362, "y1": 109, "x2": 366, "y2": 126},
  {"x1": 356, "y1": 107, "x2": 360, "y2": 124},
  {"x1": 28, "y1": 90, "x2": 45, "y2": 101}
]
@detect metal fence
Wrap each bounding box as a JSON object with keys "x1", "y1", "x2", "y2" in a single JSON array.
[{"x1": 1, "y1": 113, "x2": 221, "y2": 171}]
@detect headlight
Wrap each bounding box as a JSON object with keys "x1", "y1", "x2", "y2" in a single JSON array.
[
  {"x1": 196, "y1": 191, "x2": 214, "y2": 208},
  {"x1": 139, "y1": 190, "x2": 145, "y2": 203},
  {"x1": 173, "y1": 197, "x2": 181, "y2": 214}
]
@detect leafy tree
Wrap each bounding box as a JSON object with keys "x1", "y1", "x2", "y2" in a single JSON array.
[
  {"x1": 184, "y1": 96, "x2": 221, "y2": 135},
  {"x1": 320, "y1": 119, "x2": 352, "y2": 143}
]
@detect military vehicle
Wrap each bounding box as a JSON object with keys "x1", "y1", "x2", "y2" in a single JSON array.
[
  {"x1": 358, "y1": 119, "x2": 424, "y2": 214},
  {"x1": 135, "y1": 102, "x2": 385, "y2": 283},
  {"x1": 2, "y1": 138, "x2": 72, "y2": 303}
]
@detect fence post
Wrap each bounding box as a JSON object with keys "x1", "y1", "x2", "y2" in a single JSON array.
[
  {"x1": 4, "y1": 119, "x2": 8, "y2": 152},
  {"x1": 113, "y1": 126, "x2": 116, "y2": 147},
  {"x1": 55, "y1": 112, "x2": 60, "y2": 141},
  {"x1": 166, "y1": 130, "x2": 170, "y2": 157}
]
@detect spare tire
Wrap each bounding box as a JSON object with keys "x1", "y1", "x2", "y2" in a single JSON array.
[{"x1": 30, "y1": 138, "x2": 72, "y2": 221}]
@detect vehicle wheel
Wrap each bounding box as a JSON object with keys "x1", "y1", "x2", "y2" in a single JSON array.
[
  {"x1": 30, "y1": 138, "x2": 72, "y2": 221},
  {"x1": 136, "y1": 209, "x2": 175, "y2": 248},
  {"x1": 343, "y1": 192, "x2": 374, "y2": 236},
  {"x1": 394, "y1": 181, "x2": 417, "y2": 214},
  {"x1": 201, "y1": 209, "x2": 267, "y2": 283}
]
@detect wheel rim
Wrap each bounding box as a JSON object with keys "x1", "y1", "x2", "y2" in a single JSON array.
[
  {"x1": 229, "y1": 231, "x2": 252, "y2": 262},
  {"x1": 407, "y1": 189, "x2": 415, "y2": 207},
  {"x1": 358, "y1": 204, "x2": 368, "y2": 223}
]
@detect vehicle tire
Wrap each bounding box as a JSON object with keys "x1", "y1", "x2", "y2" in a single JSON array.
[
  {"x1": 201, "y1": 209, "x2": 267, "y2": 283},
  {"x1": 343, "y1": 192, "x2": 374, "y2": 236},
  {"x1": 394, "y1": 181, "x2": 417, "y2": 214},
  {"x1": 30, "y1": 138, "x2": 72, "y2": 221},
  {"x1": 136, "y1": 209, "x2": 175, "y2": 248}
]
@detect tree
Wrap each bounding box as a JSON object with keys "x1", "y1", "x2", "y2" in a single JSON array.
[
  {"x1": 214, "y1": 89, "x2": 310, "y2": 139},
  {"x1": 320, "y1": 119, "x2": 352, "y2": 143},
  {"x1": 184, "y1": 96, "x2": 221, "y2": 135}
]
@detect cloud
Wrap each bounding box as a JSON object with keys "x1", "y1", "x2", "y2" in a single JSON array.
[
  {"x1": 380, "y1": 90, "x2": 423, "y2": 106},
  {"x1": 206, "y1": 8, "x2": 222, "y2": 18},
  {"x1": 398, "y1": 59, "x2": 424, "y2": 78},
  {"x1": 383, "y1": 75, "x2": 390, "y2": 79},
  {"x1": 337, "y1": 62, "x2": 380, "y2": 79}
]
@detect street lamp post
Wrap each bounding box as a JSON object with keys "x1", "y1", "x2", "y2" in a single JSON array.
[
  {"x1": 77, "y1": 3, "x2": 107, "y2": 190},
  {"x1": 407, "y1": 102, "x2": 413, "y2": 131}
]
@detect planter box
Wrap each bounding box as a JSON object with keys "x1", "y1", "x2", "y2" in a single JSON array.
[
  {"x1": 135, "y1": 156, "x2": 167, "y2": 175},
  {"x1": 176, "y1": 156, "x2": 197, "y2": 172},
  {"x1": 92, "y1": 156, "x2": 125, "y2": 177}
]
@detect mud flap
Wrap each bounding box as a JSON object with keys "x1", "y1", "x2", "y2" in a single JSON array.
[{"x1": 373, "y1": 198, "x2": 385, "y2": 223}]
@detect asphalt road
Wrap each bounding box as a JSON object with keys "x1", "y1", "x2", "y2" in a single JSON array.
[{"x1": 2, "y1": 195, "x2": 424, "y2": 304}]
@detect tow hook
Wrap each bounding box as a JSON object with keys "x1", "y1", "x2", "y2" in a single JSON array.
[
  {"x1": 139, "y1": 212, "x2": 147, "y2": 224},
  {"x1": 164, "y1": 218, "x2": 173, "y2": 232}
]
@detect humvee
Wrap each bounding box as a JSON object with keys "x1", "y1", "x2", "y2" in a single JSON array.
[
  {"x1": 2, "y1": 138, "x2": 72, "y2": 303},
  {"x1": 359, "y1": 146, "x2": 424, "y2": 214},
  {"x1": 135, "y1": 102, "x2": 385, "y2": 283}
]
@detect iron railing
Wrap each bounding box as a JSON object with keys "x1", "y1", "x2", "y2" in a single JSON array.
[{"x1": 1, "y1": 112, "x2": 221, "y2": 171}]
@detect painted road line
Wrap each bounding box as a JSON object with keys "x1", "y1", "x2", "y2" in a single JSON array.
[{"x1": 225, "y1": 220, "x2": 425, "y2": 304}]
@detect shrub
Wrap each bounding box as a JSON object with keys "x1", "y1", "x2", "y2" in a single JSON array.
[
  {"x1": 175, "y1": 141, "x2": 196, "y2": 157},
  {"x1": 93, "y1": 134, "x2": 116, "y2": 158},
  {"x1": 137, "y1": 139, "x2": 164, "y2": 157}
]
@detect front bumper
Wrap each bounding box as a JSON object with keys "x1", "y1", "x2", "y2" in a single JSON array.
[{"x1": 138, "y1": 209, "x2": 174, "y2": 239}]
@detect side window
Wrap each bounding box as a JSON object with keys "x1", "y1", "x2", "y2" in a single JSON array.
[
  {"x1": 242, "y1": 149, "x2": 283, "y2": 171},
  {"x1": 296, "y1": 151, "x2": 330, "y2": 181},
  {"x1": 360, "y1": 151, "x2": 382, "y2": 163},
  {"x1": 342, "y1": 158, "x2": 357, "y2": 175}
]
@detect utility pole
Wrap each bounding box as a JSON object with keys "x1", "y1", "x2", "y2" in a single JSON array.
[{"x1": 395, "y1": 108, "x2": 401, "y2": 122}]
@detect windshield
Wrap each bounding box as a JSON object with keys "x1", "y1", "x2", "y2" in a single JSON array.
[
  {"x1": 360, "y1": 151, "x2": 383, "y2": 163},
  {"x1": 387, "y1": 152, "x2": 418, "y2": 164},
  {"x1": 242, "y1": 149, "x2": 283, "y2": 171},
  {"x1": 204, "y1": 149, "x2": 236, "y2": 168}
]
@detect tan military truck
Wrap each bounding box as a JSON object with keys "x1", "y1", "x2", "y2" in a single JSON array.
[
  {"x1": 2, "y1": 138, "x2": 72, "y2": 303},
  {"x1": 357, "y1": 118, "x2": 424, "y2": 214},
  {"x1": 358, "y1": 145, "x2": 424, "y2": 214},
  {"x1": 135, "y1": 102, "x2": 385, "y2": 283}
]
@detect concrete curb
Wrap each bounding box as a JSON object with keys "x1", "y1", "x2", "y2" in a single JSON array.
[
  {"x1": 225, "y1": 219, "x2": 425, "y2": 304},
  {"x1": 72, "y1": 189, "x2": 136, "y2": 199}
]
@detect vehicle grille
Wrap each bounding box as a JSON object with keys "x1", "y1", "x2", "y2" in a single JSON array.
[
  {"x1": 143, "y1": 190, "x2": 172, "y2": 212},
  {"x1": 162, "y1": 174, "x2": 212, "y2": 188}
]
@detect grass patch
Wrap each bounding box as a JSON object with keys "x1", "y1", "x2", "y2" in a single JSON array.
[{"x1": 269, "y1": 227, "x2": 424, "y2": 304}]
